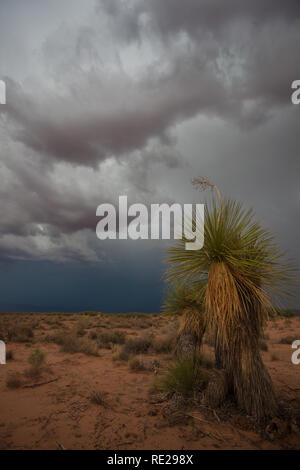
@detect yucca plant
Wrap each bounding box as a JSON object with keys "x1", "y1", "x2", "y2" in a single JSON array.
[
  {"x1": 165, "y1": 178, "x2": 294, "y2": 421},
  {"x1": 163, "y1": 281, "x2": 206, "y2": 361}
]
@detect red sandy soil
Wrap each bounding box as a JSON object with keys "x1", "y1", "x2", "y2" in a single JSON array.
[{"x1": 0, "y1": 314, "x2": 299, "y2": 450}]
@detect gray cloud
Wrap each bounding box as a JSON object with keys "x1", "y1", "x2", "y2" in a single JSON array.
[
  {"x1": 100, "y1": 0, "x2": 300, "y2": 38},
  {"x1": 1, "y1": 0, "x2": 298, "y2": 171}
]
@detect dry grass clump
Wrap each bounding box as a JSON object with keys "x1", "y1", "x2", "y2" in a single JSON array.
[
  {"x1": 90, "y1": 390, "x2": 108, "y2": 406},
  {"x1": 111, "y1": 345, "x2": 130, "y2": 362},
  {"x1": 123, "y1": 334, "x2": 152, "y2": 355},
  {"x1": 151, "y1": 332, "x2": 176, "y2": 354},
  {"x1": 129, "y1": 356, "x2": 146, "y2": 371},
  {"x1": 53, "y1": 332, "x2": 99, "y2": 356},
  {"x1": 96, "y1": 330, "x2": 126, "y2": 348},
  {"x1": 44, "y1": 316, "x2": 63, "y2": 327},
  {"x1": 79, "y1": 338, "x2": 99, "y2": 356},
  {"x1": 6, "y1": 372, "x2": 23, "y2": 389},
  {"x1": 73, "y1": 317, "x2": 91, "y2": 336},
  {"x1": 3, "y1": 324, "x2": 34, "y2": 343}
]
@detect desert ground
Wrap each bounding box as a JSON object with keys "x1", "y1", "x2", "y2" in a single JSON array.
[{"x1": 0, "y1": 312, "x2": 299, "y2": 450}]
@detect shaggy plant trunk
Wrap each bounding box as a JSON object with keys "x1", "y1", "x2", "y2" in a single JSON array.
[
  {"x1": 216, "y1": 323, "x2": 278, "y2": 421},
  {"x1": 175, "y1": 307, "x2": 205, "y2": 360},
  {"x1": 206, "y1": 262, "x2": 278, "y2": 422},
  {"x1": 176, "y1": 329, "x2": 199, "y2": 359}
]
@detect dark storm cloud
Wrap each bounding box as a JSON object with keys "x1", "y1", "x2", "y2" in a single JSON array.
[
  {"x1": 2, "y1": 0, "x2": 299, "y2": 171},
  {"x1": 5, "y1": 60, "x2": 226, "y2": 167},
  {"x1": 100, "y1": 0, "x2": 300, "y2": 38},
  {"x1": 0, "y1": 0, "x2": 299, "y2": 274},
  {"x1": 103, "y1": 0, "x2": 300, "y2": 117}
]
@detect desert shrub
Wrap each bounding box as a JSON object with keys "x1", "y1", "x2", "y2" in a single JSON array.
[
  {"x1": 73, "y1": 317, "x2": 91, "y2": 336},
  {"x1": 90, "y1": 390, "x2": 108, "y2": 405},
  {"x1": 151, "y1": 333, "x2": 176, "y2": 354},
  {"x1": 83, "y1": 311, "x2": 99, "y2": 316},
  {"x1": 7, "y1": 325, "x2": 34, "y2": 343},
  {"x1": 60, "y1": 334, "x2": 82, "y2": 353},
  {"x1": 97, "y1": 330, "x2": 126, "y2": 348},
  {"x1": 111, "y1": 345, "x2": 130, "y2": 362},
  {"x1": 155, "y1": 356, "x2": 209, "y2": 396},
  {"x1": 88, "y1": 330, "x2": 98, "y2": 340},
  {"x1": 44, "y1": 328, "x2": 68, "y2": 344},
  {"x1": 259, "y1": 340, "x2": 269, "y2": 352},
  {"x1": 79, "y1": 338, "x2": 99, "y2": 356},
  {"x1": 60, "y1": 333, "x2": 98, "y2": 356},
  {"x1": 123, "y1": 335, "x2": 152, "y2": 355},
  {"x1": 6, "y1": 372, "x2": 22, "y2": 389},
  {"x1": 129, "y1": 356, "x2": 146, "y2": 371},
  {"x1": 279, "y1": 336, "x2": 295, "y2": 344},
  {"x1": 25, "y1": 348, "x2": 46, "y2": 378},
  {"x1": 28, "y1": 348, "x2": 46, "y2": 369},
  {"x1": 135, "y1": 319, "x2": 151, "y2": 329}
]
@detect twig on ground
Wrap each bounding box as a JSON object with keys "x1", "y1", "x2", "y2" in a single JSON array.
[{"x1": 22, "y1": 378, "x2": 59, "y2": 389}]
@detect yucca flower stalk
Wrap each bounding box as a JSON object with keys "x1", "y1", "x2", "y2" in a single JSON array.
[{"x1": 165, "y1": 179, "x2": 295, "y2": 420}]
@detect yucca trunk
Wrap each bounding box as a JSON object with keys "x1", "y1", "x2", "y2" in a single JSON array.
[
  {"x1": 175, "y1": 307, "x2": 205, "y2": 359},
  {"x1": 206, "y1": 262, "x2": 278, "y2": 421},
  {"x1": 176, "y1": 329, "x2": 198, "y2": 358}
]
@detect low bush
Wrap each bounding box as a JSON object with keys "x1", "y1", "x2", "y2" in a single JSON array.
[
  {"x1": 7, "y1": 325, "x2": 34, "y2": 343},
  {"x1": 111, "y1": 345, "x2": 130, "y2": 362},
  {"x1": 60, "y1": 334, "x2": 99, "y2": 356},
  {"x1": 123, "y1": 335, "x2": 152, "y2": 355},
  {"x1": 97, "y1": 330, "x2": 126, "y2": 348},
  {"x1": 129, "y1": 357, "x2": 146, "y2": 371},
  {"x1": 155, "y1": 356, "x2": 210, "y2": 396},
  {"x1": 73, "y1": 317, "x2": 91, "y2": 336},
  {"x1": 25, "y1": 348, "x2": 46, "y2": 378},
  {"x1": 28, "y1": 348, "x2": 46, "y2": 369},
  {"x1": 151, "y1": 332, "x2": 176, "y2": 354}
]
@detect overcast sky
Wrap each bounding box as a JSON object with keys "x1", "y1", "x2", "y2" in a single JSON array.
[{"x1": 0, "y1": 0, "x2": 299, "y2": 312}]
